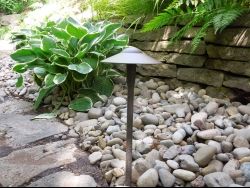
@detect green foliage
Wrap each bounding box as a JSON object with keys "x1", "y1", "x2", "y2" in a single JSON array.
[
  {"x1": 0, "y1": 0, "x2": 28, "y2": 14},
  {"x1": 142, "y1": 0, "x2": 250, "y2": 50},
  {"x1": 11, "y1": 18, "x2": 129, "y2": 111}
]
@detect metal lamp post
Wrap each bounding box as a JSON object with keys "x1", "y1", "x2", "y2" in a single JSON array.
[{"x1": 101, "y1": 46, "x2": 161, "y2": 186}]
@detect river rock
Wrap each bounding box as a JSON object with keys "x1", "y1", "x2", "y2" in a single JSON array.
[
  {"x1": 233, "y1": 148, "x2": 250, "y2": 160},
  {"x1": 240, "y1": 162, "x2": 250, "y2": 181},
  {"x1": 163, "y1": 145, "x2": 180, "y2": 160},
  {"x1": 172, "y1": 129, "x2": 186, "y2": 144},
  {"x1": 205, "y1": 101, "x2": 219, "y2": 115},
  {"x1": 141, "y1": 114, "x2": 159, "y2": 125},
  {"x1": 233, "y1": 136, "x2": 250, "y2": 148},
  {"x1": 137, "y1": 168, "x2": 159, "y2": 187},
  {"x1": 88, "y1": 151, "x2": 102, "y2": 164},
  {"x1": 179, "y1": 154, "x2": 200, "y2": 172},
  {"x1": 88, "y1": 108, "x2": 103, "y2": 119},
  {"x1": 113, "y1": 97, "x2": 127, "y2": 106},
  {"x1": 159, "y1": 168, "x2": 176, "y2": 187},
  {"x1": 238, "y1": 105, "x2": 250, "y2": 115},
  {"x1": 202, "y1": 160, "x2": 223, "y2": 175},
  {"x1": 173, "y1": 169, "x2": 196, "y2": 181},
  {"x1": 204, "y1": 172, "x2": 234, "y2": 187},
  {"x1": 194, "y1": 145, "x2": 217, "y2": 167},
  {"x1": 112, "y1": 148, "x2": 126, "y2": 161},
  {"x1": 197, "y1": 129, "x2": 221, "y2": 140},
  {"x1": 191, "y1": 112, "x2": 208, "y2": 130}
]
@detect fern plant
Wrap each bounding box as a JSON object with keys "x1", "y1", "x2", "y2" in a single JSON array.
[{"x1": 142, "y1": 0, "x2": 250, "y2": 50}]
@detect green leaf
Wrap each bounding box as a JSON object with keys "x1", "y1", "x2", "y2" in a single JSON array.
[
  {"x1": 68, "y1": 63, "x2": 93, "y2": 74},
  {"x1": 51, "y1": 48, "x2": 70, "y2": 58},
  {"x1": 11, "y1": 49, "x2": 37, "y2": 63},
  {"x1": 54, "y1": 57, "x2": 69, "y2": 68},
  {"x1": 105, "y1": 69, "x2": 122, "y2": 78},
  {"x1": 69, "y1": 97, "x2": 93, "y2": 112},
  {"x1": 66, "y1": 23, "x2": 88, "y2": 39},
  {"x1": 103, "y1": 23, "x2": 122, "y2": 40},
  {"x1": 83, "y1": 58, "x2": 98, "y2": 69},
  {"x1": 44, "y1": 74, "x2": 55, "y2": 88},
  {"x1": 78, "y1": 88, "x2": 102, "y2": 103},
  {"x1": 34, "y1": 74, "x2": 43, "y2": 87},
  {"x1": 34, "y1": 86, "x2": 54, "y2": 110},
  {"x1": 92, "y1": 77, "x2": 114, "y2": 96},
  {"x1": 34, "y1": 67, "x2": 47, "y2": 77},
  {"x1": 75, "y1": 43, "x2": 89, "y2": 59},
  {"x1": 16, "y1": 75, "x2": 24, "y2": 88},
  {"x1": 12, "y1": 63, "x2": 28, "y2": 73},
  {"x1": 72, "y1": 71, "x2": 87, "y2": 82},
  {"x1": 42, "y1": 36, "x2": 57, "y2": 52},
  {"x1": 51, "y1": 27, "x2": 71, "y2": 40},
  {"x1": 31, "y1": 112, "x2": 57, "y2": 120},
  {"x1": 53, "y1": 73, "x2": 67, "y2": 85}
]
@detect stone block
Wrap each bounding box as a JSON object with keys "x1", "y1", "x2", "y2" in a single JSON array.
[
  {"x1": 177, "y1": 68, "x2": 224, "y2": 87},
  {"x1": 205, "y1": 28, "x2": 250, "y2": 47},
  {"x1": 207, "y1": 45, "x2": 250, "y2": 61},
  {"x1": 223, "y1": 75, "x2": 250, "y2": 92},
  {"x1": 137, "y1": 63, "x2": 177, "y2": 78},
  {"x1": 144, "y1": 51, "x2": 169, "y2": 62},
  {"x1": 206, "y1": 59, "x2": 250, "y2": 77},
  {"x1": 165, "y1": 53, "x2": 206, "y2": 67},
  {"x1": 231, "y1": 13, "x2": 250, "y2": 27},
  {"x1": 131, "y1": 40, "x2": 206, "y2": 55},
  {"x1": 132, "y1": 26, "x2": 178, "y2": 41},
  {"x1": 206, "y1": 45, "x2": 250, "y2": 61}
]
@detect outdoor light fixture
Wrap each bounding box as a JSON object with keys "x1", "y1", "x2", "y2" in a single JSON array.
[{"x1": 101, "y1": 46, "x2": 161, "y2": 186}]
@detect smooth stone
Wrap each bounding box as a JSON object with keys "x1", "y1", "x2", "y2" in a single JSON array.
[
  {"x1": 151, "y1": 93, "x2": 161, "y2": 104},
  {"x1": 204, "y1": 172, "x2": 234, "y2": 187},
  {"x1": 88, "y1": 108, "x2": 103, "y2": 119},
  {"x1": 154, "y1": 160, "x2": 170, "y2": 171},
  {"x1": 136, "y1": 141, "x2": 151, "y2": 154},
  {"x1": 137, "y1": 169, "x2": 159, "y2": 187},
  {"x1": 112, "y1": 148, "x2": 126, "y2": 161},
  {"x1": 191, "y1": 112, "x2": 208, "y2": 130},
  {"x1": 134, "y1": 158, "x2": 151, "y2": 175},
  {"x1": 172, "y1": 129, "x2": 186, "y2": 144},
  {"x1": 107, "y1": 138, "x2": 123, "y2": 146},
  {"x1": 106, "y1": 126, "x2": 121, "y2": 135},
  {"x1": 207, "y1": 140, "x2": 222, "y2": 153},
  {"x1": 191, "y1": 176, "x2": 205, "y2": 187},
  {"x1": 233, "y1": 136, "x2": 250, "y2": 148},
  {"x1": 234, "y1": 128, "x2": 250, "y2": 141},
  {"x1": 205, "y1": 101, "x2": 219, "y2": 115},
  {"x1": 133, "y1": 130, "x2": 147, "y2": 140},
  {"x1": 141, "y1": 114, "x2": 159, "y2": 125},
  {"x1": 226, "y1": 106, "x2": 239, "y2": 116},
  {"x1": 217, "y1": 153, "x2": 230, "y2": 163},
  {"x1": 222, "y1": 141, "x2": 234, "y2": 153},
  {"x1": 238, "y1": 105, "x2": 250, "y2": 115},
  {"x1": 112, "y1": 168, "x2": 124, "y2": 178},
  {"x1": 101, "y1": 154, "x2": 114, "y2": 162},
  {"x1": 167, "y1": 160, "x2": 180, "y2": 170},
  {"x1": 179, "y1": 154, "x2": 200, "y2": 172},
  {"x1": 27, "y1": 171, "x2": 97, "y2": 187},
  {"x1": 202, "y1": 160, "x2": 224, "y2": 175},
  {"x1": 176, "y1": 108, "x2": 186, "y2": 118},
  {"x1": 241, "y1": 162, "x2": 250, "y2": 181},
  {"x1": 173, "y1": 169, "x2": 196, "y2": 181},
  {"x1": 163, "y1": 145, "x2": 180, "y2": 160},
  {"x1": 197, "y1": 129, "x2": 221, "y2": 140},
  {"x1": 233, "y1": 148, "x2": 250, "y2": 160},
  {"x1": 113, "y1": 97, "x2": 127, "y2": 106},
  {"x1": 159, "y1": 168, "x2": 176, "y2": 187},
  {"x1": 104, "y1": 110, "x2": 113, "y2": 120},
  {"x1": 89, "y1": 151, "x2": 102, "y2": 164},
  {"x1": 223, "y1": 159, "x2": 240, "y2": 175},
  {"x1": 110, "y1": 159, "x2": 125, "y2": 169},
  {"x1": 194, "y1": 145, "x2": 217, "y2": 167},
  {"x1": 145, "y1": 149, "x2": 160, "y2": 167},
  {"x1": 180, "y1": 145, "x2": 196, "y2": 155}
]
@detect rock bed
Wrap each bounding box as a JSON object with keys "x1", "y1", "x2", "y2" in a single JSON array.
[{"x1": 1, "y1": 54, "x2": 250, "y2": 187}]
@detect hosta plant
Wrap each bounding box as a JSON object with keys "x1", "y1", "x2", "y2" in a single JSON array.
[{"x1": 11, "y1": 18, "x2": 129, "y2": 112}]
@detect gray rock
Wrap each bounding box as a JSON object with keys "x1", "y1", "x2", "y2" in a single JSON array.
[
  {"x1": 222, "y1": 141, "x2": 234, "y2": 153},
  {"x1": 163, "y1": 145, "x2": 180, "y2": 160},
  {"x1": 112, "y1": 148, "x2": 126, "y2": 161},
  {"x1": 112, "y1": 131, "x2": 126, "y2": 140},
  {"x1": 154, "y1": 160, "x2": 170, "y2": 171},
  {"x1": 217, "y1": 153, "x2": 230, "y2": 163},
  {"x1": 194, "y1": 145, "x2": 217, "y2": 167},
  {"x1": 202, "y1": 160, "x2": 224, "y2": 175},
  {"x1": 137, "y1": 168, "x2": 159, "y2": 187},
  {"x1": 107, "y1": 138, "x2": 123, "y2": 146},
  {"x1": 151, "y1": 93, "x2": 161, "y2": 104},
  {"x1": 0, "y1": 139, "x2": 77, "y2": 187},
  {"x1": 110, "y1": 159, "x2": 125, "y2": 169},
  {"x1": 234, "y1": 128, "x2": 250, "y2": 142},
  {"x1": 191, "y1": 176, "x2": 205, "y2": 187},
  {"x1": 197, "y1": 129, "x2": 221, "y2": 140},
  {"x1": 238, "y1": 105, "x2": 250, "y2": 115},
  {"x1": 134, "y1": 158, "x2": 151, "y2": 175},
  {"x1": 104, "y1": 110, "x2": 113, "y2": 120},
  {"x1": 173, "y1": 169, "x2": 196, "y2": 181},
  {"x1": 223, "y1": 159, "x2": 240, "y2": 175},
  {"x1": 133, "y1": 130, "x2": 147, "y2": 140},
  {"x1": 207, "y1": 140, "x2": 222, "y2": 153},
  {"x1": 113, "y1": 97, "x2": 126, "y2": 106},
  {"x1": 205, "y1": 101, "x2": 219, "y2": 115},
  {"x1": 180, "y1": 145, "x2": 196, "y2": 155},
  {"x1": 179, "y1": 154, "x2": 200, "y2": 172},
  {"x1": 233, "y1": 136, "x2": 249, "y2": 148},
  {"x1": 241, "y1": 162, "x2": 250, "y2": 181},
  {"x1": 172, "y1": 129, "x2": 186, "y2": 144},
  {"x1": 159, "y1": 168, "x2": 176, "y2": 187},
  {"x1": 163, "y1": 103, "x2": 191, "y2": 114},
  {"x1": 28, "y1": 171, "x2": 97, "y2": 187},
  {"x1": 167, "y1": 160, "x2": 179, "y2": 170},
  {"x1": 74, "y1": 112, "x2": 89, "y2": 122},
  {"x1": 88, "y1": 108, "x2": 103, "y2": 119},
  {"x1": 145, "y1": 79, "x2": 158, "y2": 89},
  {"x1": 145, "y1": 149, "x2": 160, "y2": 167},
  {"x1": 233, "y1": 148, "x2": 250, "y2": 159},
  {"x1": 106, "y1": 126, "x2": 121, "y2": 135},
  {"x1": 136, "y1": 141, "x2": 151, "y2": 154},
  {"x1": 204, "y1": 172, "x2": 234, "y2": 187},
  {"x1": 191, "y1": 112, "x2": 208, "y2": 130},
  {"x1": 89, "y1": 151, "x2": 102, "y2": 164},
  {"x1": 141, "y1": 114, "x2": 159, "y2": 125}
]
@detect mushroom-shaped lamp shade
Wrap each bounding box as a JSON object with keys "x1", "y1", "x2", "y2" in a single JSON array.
[{"x1": 101, "y1": 46, "x2": 161, "y2": 65}]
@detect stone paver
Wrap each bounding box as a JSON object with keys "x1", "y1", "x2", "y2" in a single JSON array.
[
  {"x1": 0, "y1": 139, "x2": 77, "y2": 187},
  {"x1": 27, "y1": 171, "x2": 97, "y2": 187},
  {"x1": 0, "y1": 113, "x2": 68, "y2": 148}
]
